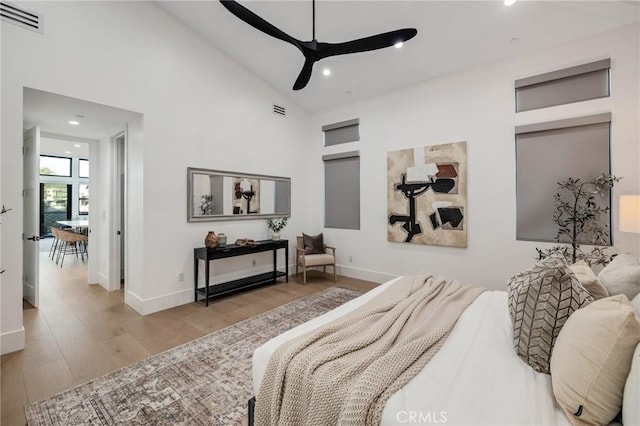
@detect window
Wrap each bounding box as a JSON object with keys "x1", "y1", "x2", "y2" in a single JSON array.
[
  {"x1": 39, "y1": 183, "x2": 71, "y2": 237},
  {"x1": 515, "y1": 113, "x2": 612, "y2": 243},
  {"x1": 40, "y1": 155, "x2": 71, "y2": 177},
  {"x1": 322, "y1": 118, "x2": 360, "y2": 147},
  {"x1": 79, "y1": 159, "x2": 89, "y2": 178},
  {"x1": 515, "y1": 59, "x2": 610, "y2": 112},
  {"x1": 78, "y1": 184, "x2": 89, "y2": 215},
  {"x1": 323, "y1": 151, "x2": 360, "y2": 229}
]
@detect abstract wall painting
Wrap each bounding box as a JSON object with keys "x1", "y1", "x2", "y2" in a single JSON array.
[
  {"x1": 232, "y1": 177, "x2": 260, "y2": 215},
  {"x1": 387, "y1": 141, "x2": 467, "y2": 248}
]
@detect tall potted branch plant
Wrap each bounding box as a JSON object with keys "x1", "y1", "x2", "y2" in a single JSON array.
[{"x1": 536, "y1": 174, "x2": 621, "y2": 266}]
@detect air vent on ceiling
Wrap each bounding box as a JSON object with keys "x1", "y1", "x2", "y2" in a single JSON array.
[
  {"x1": 273, "y1": 104, "x2": 286, "y2": 116},
  {"x1": 1, "y1": 1, "x2": 42, "y2": 34}
]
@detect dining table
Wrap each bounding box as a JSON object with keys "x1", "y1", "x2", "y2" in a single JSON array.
[{"x1": 57, "y1": 219, "x2": 89, "y2": 233}]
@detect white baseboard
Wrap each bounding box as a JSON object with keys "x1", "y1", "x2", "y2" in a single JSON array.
[
  {"x1": 133, "y1": 288, "x2": 194, "y2": 316},
  {"x1": 335, "y1": 264, "x2": 397, "y2": 284},
  {"x1": 288, "y1": 262, "x2": 396, "y2": 284},
  {"x1": 1, "y1": 327, "x2": 25, "y2": 355},
  {"x1": 125, "y1": 289, "x2": 145, "y2": 315},
  {"x1": 126, "y1": 265, "x2": 288, "y2": 316},
  {"x1": 123, "y1": 264, "x2": 391, "y2": 316}
]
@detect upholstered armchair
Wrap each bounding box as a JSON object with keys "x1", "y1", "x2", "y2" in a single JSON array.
[{"x1": 296, "y1": 235, "x2": 337, "y2": 284}]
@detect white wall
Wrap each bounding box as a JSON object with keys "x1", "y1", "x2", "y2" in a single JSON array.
[
  {"x1": 1, "y1": 1, "x2": 312, "y2": 353},
  {"x1": 309, "y1": 23, "x2": 640, "y2": 289},
  {"x1": 1, "y1": 1, "x2": 637, "y2": 356}
]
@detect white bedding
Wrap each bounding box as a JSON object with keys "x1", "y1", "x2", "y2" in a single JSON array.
[{"x1": 252, "y1": 277, "x2": 571, "y2": 425}]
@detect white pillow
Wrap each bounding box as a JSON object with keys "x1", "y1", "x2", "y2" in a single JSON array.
[
  {"x1": 598, "y1": 254, "x2": 640, "y2": 301},
  {"x1": 623, "y1": 342, "x2": 640, "y2": 426},
  {"x1": 631, "y1": 293, "x2": 640, "y2": 314},
  {"x1": 570, "y1": 260, "x2": 609, "y2": 300},
  {"x1": 550, "y1": 295, "x2": 640, "y2": 425}
]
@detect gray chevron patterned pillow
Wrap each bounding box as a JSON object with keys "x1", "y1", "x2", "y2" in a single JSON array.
[{"x1": 508, "y1": 256, "x2": 594, "y2": 374}]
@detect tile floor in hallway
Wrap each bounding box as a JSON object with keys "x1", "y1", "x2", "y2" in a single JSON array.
[{"x1": 0, "y1": 249, "x2": 376, "y2": 425}]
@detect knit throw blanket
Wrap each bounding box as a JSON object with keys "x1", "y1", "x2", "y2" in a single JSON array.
[{"x1": 255, "y1": 274, "x2": 485, "y2": 426}]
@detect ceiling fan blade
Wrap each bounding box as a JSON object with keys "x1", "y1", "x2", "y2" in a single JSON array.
[
  {"x1": 219, "y1": 0, "x2": 301, "y2": 48},
  {"x1": 318, "y1": 28, "x2": 417, "y2": 59},
  {"x1": 293, "y1": 57, "x2": 316, "y2": 91}
]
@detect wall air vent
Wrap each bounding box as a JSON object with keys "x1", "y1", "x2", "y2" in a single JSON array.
[
  {"x1": 1, "y1": 1, "x2": 42, "y2": 34},
  {"x1": 273, "y1": 104, "x2": 286, "y2": 116}
]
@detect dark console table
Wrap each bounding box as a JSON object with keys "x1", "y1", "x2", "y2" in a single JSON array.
[{"x1": 194, "y1": 239, "x2": 288, "y2": 306}]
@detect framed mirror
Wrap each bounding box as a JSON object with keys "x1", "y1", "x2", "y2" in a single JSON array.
[{"x1": 187, "y1": 167, "x2": 291, "y2": 222}]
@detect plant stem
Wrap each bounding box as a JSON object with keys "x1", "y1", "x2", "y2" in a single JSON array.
[{"x1": 570, "y1": 183, "x2": 584, "y2": 263}]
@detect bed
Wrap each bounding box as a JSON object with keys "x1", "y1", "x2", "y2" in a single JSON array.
[{"x1": 251, "y1": 276, "x2": 572, "y2": 425}]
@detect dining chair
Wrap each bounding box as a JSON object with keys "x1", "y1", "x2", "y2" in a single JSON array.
[{"x1": 56, "y1": 229, "x2": 88, "y2": 266}]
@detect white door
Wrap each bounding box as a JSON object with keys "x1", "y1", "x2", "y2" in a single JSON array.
[
  {"x1": 109, "y1": 132, "x2": 126, "y2": 291},
  {"x1": 23, "y1": 126, "x2": 40, "y2": 307}
]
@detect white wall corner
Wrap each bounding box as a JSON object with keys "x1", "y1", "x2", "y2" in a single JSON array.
[
  {"x1": 1, "y1": 327, "x2": 25, "y2": 355},
  {"x1": 124, "y1": 289, "x2": 145, "y2": 315},
  {"x1": 97, "y1": 272, "x2": 109, "y2": 291}
]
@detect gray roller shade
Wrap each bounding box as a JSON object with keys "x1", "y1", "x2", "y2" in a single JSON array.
[
  {"x1": 323, "y1": 151, "x2": 360, "y2": 229},
  {"x1": 515, "y1": 114, "x2": 612, "y2": 243},
  {"x1": 323, "y1": 118, "x2": 360, "y2": 146},
  {"x1": 515, "y1": 59, "x2": 610, "y2": 112}
]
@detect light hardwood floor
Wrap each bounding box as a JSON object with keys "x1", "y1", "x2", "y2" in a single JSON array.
[{"x1": 1, "y1": 251, "x2": 377, "y2": 425}]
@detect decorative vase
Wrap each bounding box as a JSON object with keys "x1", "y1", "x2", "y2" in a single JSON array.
[
  {"x1": 204, "y1": 231, "x2": 218, "y2": 249},
  {"x1": 272, "y1": 232, "x2": 280, "y2": 241},
  {"x1": 218, "y1": 233, "x2": 227, "y2": 247}
]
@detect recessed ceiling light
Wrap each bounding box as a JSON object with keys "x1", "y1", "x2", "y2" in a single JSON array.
[
  {"x1": 74, "y1": 114, "x2": 85, "y2": 119},
  {"x1": 68, "y1": 120, "x2": 80, "y2": 126},
  {"x1": 394, "y1": 42, "x2": 404, "y2": 49},
  {"x1": 504, "y1": 0, "x2": 516, "y2": 5},
  {"x1": 64, "y1": 150, "x2": 72, "y2": 154},
  {"x1": 322, "y1": 68, "x2": 331, "y2": 77},
  {"x1": 510, "y1": 37, "x2": 521, "y2": 44},
  {"x1": 74, "y1": 144, "x2": 82, "y2": 148}
]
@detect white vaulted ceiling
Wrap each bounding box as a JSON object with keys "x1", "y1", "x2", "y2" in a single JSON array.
[{"x1": 158, "y1": 1, "x2": 639, "y2": 112}]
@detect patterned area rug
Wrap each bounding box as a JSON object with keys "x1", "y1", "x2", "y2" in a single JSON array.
[{"x1": 25, "y1": 287, "x2": 363, "y2": 425}]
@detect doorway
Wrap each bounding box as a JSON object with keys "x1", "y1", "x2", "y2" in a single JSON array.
[{"x1": 22, "y1": 87, "x2": 141, "y2": 311}]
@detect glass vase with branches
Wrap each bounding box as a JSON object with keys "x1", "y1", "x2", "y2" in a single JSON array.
[{"x1": 536, "y1": 174, "x2": 621, "y2": 266}]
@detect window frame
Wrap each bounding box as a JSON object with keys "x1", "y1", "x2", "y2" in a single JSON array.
[
  {"x1": 78, "y1": 158, "x2": 89, "y2": 178},
  {"x1": 39, "y1": 154, "x2": 72, "y2": 177}
]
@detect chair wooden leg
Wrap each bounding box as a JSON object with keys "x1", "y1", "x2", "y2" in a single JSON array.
[
  {"x1": 303, "y1": 267, "x2": 307, "y2": 285},
  {"x1": 333, "y1": 264, "x2": 337, "y2": 282},
  {"x1": 296, "y1": 259, "x2": 299, "y2": 275}
]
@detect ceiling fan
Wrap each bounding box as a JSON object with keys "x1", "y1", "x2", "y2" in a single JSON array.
[{"x1": 219, "y1": 0, "x2": 418, "y2": 90}]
